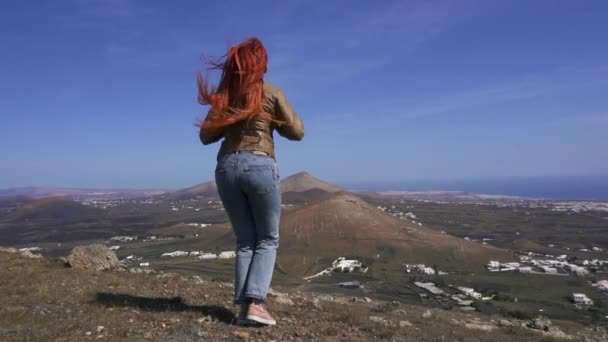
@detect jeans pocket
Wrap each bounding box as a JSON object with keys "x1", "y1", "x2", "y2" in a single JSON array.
[{"x1": 244, "y1": 165, "x2": 277, "y2": 194}]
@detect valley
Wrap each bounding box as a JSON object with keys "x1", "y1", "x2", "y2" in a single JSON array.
[{"x1": 1, "y1": 172, "x2": 608, "y2": 328}]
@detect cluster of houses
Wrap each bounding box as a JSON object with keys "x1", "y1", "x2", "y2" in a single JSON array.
[
  {"x1": 402, "y1": 263, "x2": 445, "y2": 275},
  {"x1": 186, "y1": 223, "x2": 210, "y2": 228},
  {"x1": 486, "y1": 253, "x2": 591, "y2": 276},
  {"x1": 303, "y1": 257, "x2": 368, "y2": 280},
  {"x1": 413, "y1": 281, "x2": 493, "y2": 310},
  {"x1": 160, "y1": 250, "x2": 236, "y2": 259},
  {"x1": 108, "y1": 236, "x2": 137, "y2": 243},
  {"x1": 376, "y1": 205, "x2": 423, "y2": 226},
  {"x1": 120, "y1": 255, "x2": 143, "y2": 264}
]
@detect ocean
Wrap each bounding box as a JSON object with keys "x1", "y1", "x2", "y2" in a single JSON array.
[{"x1": 336, "y1": 176, "x2": 608, "y2": 200}]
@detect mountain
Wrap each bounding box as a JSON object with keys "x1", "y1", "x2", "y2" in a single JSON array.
[
  {"x1": 0, "y1": 195, "x2": 34, "y2": 210},
  {"x1": 166, "y1": 181, "x2": 219, "y2": 200},
  {"x1": 2, "y1": 196, "x2": 103, "y2": 223},
  {"x1": 0, "y1": 187, "x2": 170, "y2": 200},
  {"x1": 169, "y1": 171, "x2": 342, "y2": 201},
  {"x1": 280, "y1": 172, "x2": 342, "y2": 193},
  {"x1": 277, "y1": 191, "x2": 513, "y2": 276}
]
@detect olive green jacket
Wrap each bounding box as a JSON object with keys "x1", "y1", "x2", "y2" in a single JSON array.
[{"x1": 199, "y1": 82, "x2": 304, "y2": 160}]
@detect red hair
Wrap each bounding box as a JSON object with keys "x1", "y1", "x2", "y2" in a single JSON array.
[{"x1": 197, "y1": 37, "x2": 277, "y2": 133}]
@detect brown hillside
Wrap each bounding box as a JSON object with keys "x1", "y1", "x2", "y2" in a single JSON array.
[
  {"x1": 278, "y1": 192, "x2": 513, "y2": 276},
  {"x1": 281, "y1": 188, "x2": 331, "y2": 205}
]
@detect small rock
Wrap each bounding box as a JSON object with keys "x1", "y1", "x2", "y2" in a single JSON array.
[
  {"x1": 363, "y1": 297, "x2": 372, "y2": 303},
  {"x1": 85, "y1": 331, "x2": 92, "y2": 336},
  {"x1": 196, "y1": 330, "x2": 210, "y2": 338},
  {"x1": 399, "y1": 320, "x2": 412, "y2": 327},
  {"x1": 96, "y1": 326, "x2": 105, "y2": 333},
  {"x1": 465, "y1": 323, "x2": 496, "y2": 332},
  {"x1": 422, "y1": 310, "x2": 432, "y2": 318},
  {"x1": 369, "y1": 316, "x2": 385, "y2": 324},
  {"x1": 232, "y1": 331, "x2": 250, "y2": 339},
  {"x1": 498, "y1": 319, "x2": 514, "y2": 327},
  {"x1": 274, "y1": 296, "x2": 295, "y2": 306},
  {"x1": 317, "y1": 294, "x2": 334, "y2": 302},
  {"x1": 19, "y1": 250, "x2": 43, "y2": 259}
]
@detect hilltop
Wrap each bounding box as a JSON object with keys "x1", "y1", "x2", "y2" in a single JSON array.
[
  {"x1": 1, "y1": 249, "x2": 599, "y2": 341},
  {"x1": 280, "y1": 172, "x2": 343, "y2": 194}
]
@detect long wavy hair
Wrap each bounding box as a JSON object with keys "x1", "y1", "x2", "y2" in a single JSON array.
[{"x1": 197, "y1": 37, "x2": 278, "y2": 134}]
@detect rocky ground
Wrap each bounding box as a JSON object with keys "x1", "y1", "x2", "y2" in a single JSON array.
[{"x1": 1, "y1": 247, "x2": 607, "y2": 341}]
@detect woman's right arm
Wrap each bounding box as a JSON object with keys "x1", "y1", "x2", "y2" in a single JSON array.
[
  {"x1": 199, "y1": 109, "x2": 224, "y2": 145},
  {"x1": 274, "y1": 89, "x2": 304, "y2": 141}
]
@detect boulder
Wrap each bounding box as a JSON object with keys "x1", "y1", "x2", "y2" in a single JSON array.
[
  {"x1": 66, "y1": 244, "x2": 120, "y2": 271},
  {"x1": 526, "y1": 316, "x2": 552, "y2": 331}
]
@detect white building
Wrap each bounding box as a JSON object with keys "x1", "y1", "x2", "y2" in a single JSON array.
[
  {"x1": 139, "y1": 262, "x2": 150, "y2": 267},
  {"x1": 332, "y1": 257, "x2": 364, "y2": 272},
  {"x1": 458, "y1": 287, "x2": 482, "y2": 299},
  {"x1": 592, "y1": 280, "x2": 608, "y2": 292},
  {"x1": 199, "y1": 253, "x2": 217, "y2": 260},
  {"x1": 19, "y1": 247, "x2": 42, "y2": 253},
  {"x1": 540, "y1": 266, "x2": 558, "y2": 274},
  {"x1": 161, "y1": 251, "x2": 189, "y2": 258},
  {"x1": 218, "y1": 251, "x2": 236, "y2": 259},
  {"x1": 109, "y1": 246, "x2": 121, "y2": 250},
  {"x1": 573, "y1": 293, "x2": 593, "y2": 305}
]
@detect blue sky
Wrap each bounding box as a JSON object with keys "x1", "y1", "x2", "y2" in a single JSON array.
[{"x1": 1, "y1": 0, "x2": 607, "y2": 189}]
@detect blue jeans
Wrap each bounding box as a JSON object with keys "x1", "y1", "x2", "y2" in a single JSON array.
[{"x1": 214, "y1": 151, "x2": 281, "y2": 304}]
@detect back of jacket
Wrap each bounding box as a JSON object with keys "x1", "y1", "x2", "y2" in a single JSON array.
[{"x1": 199, "y1": 82, "x2": 304, "y2": 161}]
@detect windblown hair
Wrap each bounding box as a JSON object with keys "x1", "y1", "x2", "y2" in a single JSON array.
[{"x1": 197, "y1": 37, "x2": 277, "y2": 133}]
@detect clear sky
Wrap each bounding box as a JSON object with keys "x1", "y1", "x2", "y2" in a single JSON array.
[{"x1": 1, "y1": 0, "x2": 607, "y2": 189}]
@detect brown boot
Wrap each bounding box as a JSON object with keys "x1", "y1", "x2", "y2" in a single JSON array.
[{"x1": 246, "y1": 300, "x2": 276, "y2": 325}]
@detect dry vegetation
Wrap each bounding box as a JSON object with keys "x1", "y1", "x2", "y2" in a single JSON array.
[{"x1": 2, "y1": 251, "x2": 603, "y2": 341}]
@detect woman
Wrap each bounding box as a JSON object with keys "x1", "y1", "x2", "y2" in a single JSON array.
[{"x1": 197, "y1": 37, "x2": 304, "y2": 326}]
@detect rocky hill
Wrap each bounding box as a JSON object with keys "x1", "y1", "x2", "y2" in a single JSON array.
[
  {"x1": 1, "y1": 248, "x2": 601, "y2": 341},
  {"x1": 278, "y1": 191, "x2": 513, "y2": 276}
]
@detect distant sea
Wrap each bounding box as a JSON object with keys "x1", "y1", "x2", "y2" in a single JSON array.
[{"x1": 336, "y1": 176, "x2": 608, "y2": 200}]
